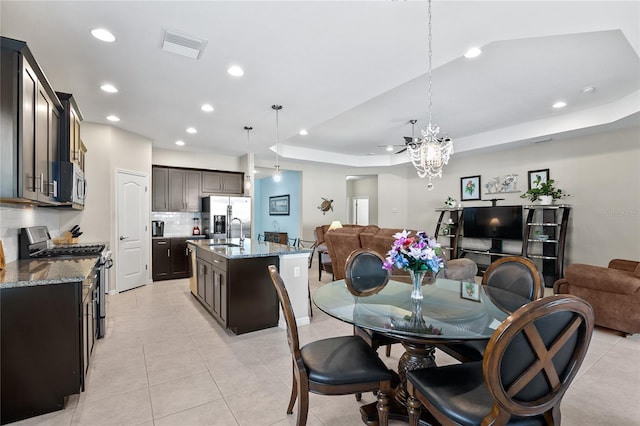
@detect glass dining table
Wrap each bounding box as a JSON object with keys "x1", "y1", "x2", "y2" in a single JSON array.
[{"x1": 313, "y1": 277, "x2": 530, "y2": 425}]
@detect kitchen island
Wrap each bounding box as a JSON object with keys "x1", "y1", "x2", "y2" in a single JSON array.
[{"x1": 187, "y1": 238, "x2": 312, "y2": 334}]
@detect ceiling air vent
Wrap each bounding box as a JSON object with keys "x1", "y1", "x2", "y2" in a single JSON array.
[{"x1": 161, "y1": 29, "x2": 207, "y2": 59}]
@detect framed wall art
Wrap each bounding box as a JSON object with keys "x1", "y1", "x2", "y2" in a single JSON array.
[
  {"x1": 460, "y1": 175, "x2": 481, "y2": 201},
  {"x1": 269, "y1": 194, "x2": 290, "y2": 216},
  {"x1": 528, "y1": 169, "x2": 549, "y2": 189}
]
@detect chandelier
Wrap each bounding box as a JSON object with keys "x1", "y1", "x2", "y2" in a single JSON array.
[
  {"x1": 406, "y1": 0, "x2": 453, "y2": 191},
  {"x1": 272, "y1": 104, "x2": 283, "y2": 182},
  {"x1": 244, "y1": 126, "x2": 253, "y2": 190}
]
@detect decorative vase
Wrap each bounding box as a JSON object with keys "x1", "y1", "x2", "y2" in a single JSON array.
[
  {"x1": 539, "y1": 195, "x2": 553, "y2": 205},
  {"x1": 409, "y1": 270, "x2": 426, "y2": 300}
]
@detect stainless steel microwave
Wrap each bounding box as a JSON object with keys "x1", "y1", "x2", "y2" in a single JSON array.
[{"x1": 56, "y1": 161, "x2": 86, "y2": 205}]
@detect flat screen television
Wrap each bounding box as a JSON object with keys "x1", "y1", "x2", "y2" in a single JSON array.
[{"x1": 463, "y1": 206, "x2": 523, "y2": 240}]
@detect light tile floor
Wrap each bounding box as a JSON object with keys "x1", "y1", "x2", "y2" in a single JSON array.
[{"x1": 12, "y1": 262, "x2": 640, "y2": 426}]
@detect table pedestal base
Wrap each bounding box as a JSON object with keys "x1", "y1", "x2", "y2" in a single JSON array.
[{"x1": 359, "y1": 341, "x2": 438, "y2": 425}]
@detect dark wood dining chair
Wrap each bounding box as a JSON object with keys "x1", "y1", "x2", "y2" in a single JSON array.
[
  {"x1": 407, "y1": 295, "x2": 594, "y2": 426},
  {"x1": 267, "y1": 265, "x2": 392, "y2": 426},
  {"x1": 438, "y1": 256, "x2": 544, "y2": 363},
  {"x1": 346, "y1": 249, "x2": 400, "y2": 359}
]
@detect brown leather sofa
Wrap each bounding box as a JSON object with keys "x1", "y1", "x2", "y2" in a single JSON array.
[
  {"x1": 314, "y1": 224, "x2": 366, "y2": 279},
  {"x1": 323, "y1": 225, "x2": 477, "y2": 282},
  {"x1": 554, "y1": 259, "x2": 640, "y2": 335}
]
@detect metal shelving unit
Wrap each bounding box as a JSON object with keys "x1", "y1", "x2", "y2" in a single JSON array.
[
  {"x1": 434, "y1": 207, "x2": 463, "y2": 260},
  {"x1": 522, "y1": 204, "x2": 571, "y2": 287}
]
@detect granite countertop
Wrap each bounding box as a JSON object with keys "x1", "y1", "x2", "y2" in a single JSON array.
[
  {"x1": 187, "y1": 238, "x2": 312, "y2": 259},
  {"x1": 0, "y1": 257, "x2": 99, "y2": 289}
]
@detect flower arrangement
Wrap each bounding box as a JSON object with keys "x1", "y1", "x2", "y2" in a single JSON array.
[{"x1": 382, "y1": 230, "x2": 444, "y2": 274}]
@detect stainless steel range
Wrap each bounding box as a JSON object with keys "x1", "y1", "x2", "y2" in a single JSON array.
[{"x1": 19, "y1": 226, "x2": 113, "y2": 338}]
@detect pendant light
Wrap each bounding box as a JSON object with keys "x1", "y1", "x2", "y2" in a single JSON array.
[
  {"x1": 244, "y1": 126, "x2": 253, "y2": 190},
  {"x1": 272, "y1": 104, "x2": 283, "y2": 182},
  {"x1": 406, "y1": 0, "x2": 454, "y2": 190}
]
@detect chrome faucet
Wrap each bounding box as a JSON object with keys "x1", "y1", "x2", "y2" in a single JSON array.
[{"x1": 230, "y1": 217, "x2": 244, "y2": 245}]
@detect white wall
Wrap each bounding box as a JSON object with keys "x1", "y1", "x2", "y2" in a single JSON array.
[
  {"x1": 406, "y1": 126, "x2": 640, "y2": 267},
  {"x1": 59, "y1": 123, "x2": 153, "y2": 290}
]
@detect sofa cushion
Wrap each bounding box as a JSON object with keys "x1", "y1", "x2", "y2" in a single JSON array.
[{"x1": 325, "y1": 229, "x2": 367, "y2": 280}]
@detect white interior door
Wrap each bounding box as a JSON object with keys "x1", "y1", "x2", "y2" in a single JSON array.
[
  {"x1": 116, "y1": 170, "x2": 149, "y2": 292},
  {"x1": 351, "y1": 197, "x2": 369, "y2": 225}
]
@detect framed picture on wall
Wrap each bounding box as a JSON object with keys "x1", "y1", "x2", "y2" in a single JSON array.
[
  {"x1": 269, "y1": 194, "x2": 290, "y2": 216},
  {"x1": 460, "y1": 175, "x2": 481, "y2": 201},
  {"x1": 528, "y1": 169, "x2": 549, "y2": 189}
]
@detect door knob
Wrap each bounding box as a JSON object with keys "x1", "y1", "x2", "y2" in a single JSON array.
[{"x1": 119, "y1": 236, "x2": 127, "y2": 240}]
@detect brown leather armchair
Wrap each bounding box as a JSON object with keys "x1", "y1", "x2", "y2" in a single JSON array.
[{"x1": 554, "y1": 259, "x2": 640, "y2": 335}]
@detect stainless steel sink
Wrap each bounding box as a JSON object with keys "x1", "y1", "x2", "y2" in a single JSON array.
[{"x1": 209, "y1": 243, "x2": 239, "y2": 248}]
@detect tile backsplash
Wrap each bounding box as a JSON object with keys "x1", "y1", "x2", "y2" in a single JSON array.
[
  {"x1": 0, "y1": 205, "x2": 61, "y2": 263},
  {"x1": 151, "y1": 212, "x2": 202, "y2": 237}
]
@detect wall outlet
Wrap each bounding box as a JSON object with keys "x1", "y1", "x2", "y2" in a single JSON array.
[{"x1": 294, "y1": 266, "x2": 300, "y2": 277}]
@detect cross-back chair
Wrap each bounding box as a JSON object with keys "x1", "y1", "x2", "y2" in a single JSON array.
[
  {"x1": 438, "y1": 256, "x2": 544, "y2": 363},
  {"x1": 346, "y1": 249, "x2": 400, "y2": 359},
  {"x1": 407, "y1": 295, "x2": 594, "y2": 426},
  {"x1": 267, "y1": 265, "x2": 392, "y2": 426}
]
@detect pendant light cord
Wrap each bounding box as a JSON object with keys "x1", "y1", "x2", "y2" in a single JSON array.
[{"x1": 272, "y1": 105, "x2": 283, "y2": 168}]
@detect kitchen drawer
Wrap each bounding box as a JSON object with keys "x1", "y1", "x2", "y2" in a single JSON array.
[{"x1": 197, "y1": 249, "x2": 227, "y2": 271}]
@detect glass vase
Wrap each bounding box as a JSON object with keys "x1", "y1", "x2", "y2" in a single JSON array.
[{"x1": 410, "y1": 270, "x2": 426, "y2": 300}]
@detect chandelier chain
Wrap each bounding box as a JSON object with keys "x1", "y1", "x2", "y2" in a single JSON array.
[
  {"x1": 406, "y1": 0, "x2": 453, "y2": 190},
  {"x1": 428, "y1": 0, "x2": 433, "y2": 127}
]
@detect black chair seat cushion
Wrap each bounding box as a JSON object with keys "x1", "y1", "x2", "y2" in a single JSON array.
[
  {"x1": 438, "y1": 340, "x2": 487, "y2": 362},
  {"x1": 301, "y1": 336, "x2": 392, "y2": 386},
  {"x1": 407, "y1": 362, "x2": 545, "y2": 426}
]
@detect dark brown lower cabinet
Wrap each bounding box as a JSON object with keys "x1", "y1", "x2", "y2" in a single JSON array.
[
  {"x1": 152, "y1": 237, "x2": 192, "y2": 281},
  {"x1": 194, "y1": 250, "x2": 279, "y2": 335},
  {"x1": 0, "y1": 279, "x2": 93, "y2": 424}
]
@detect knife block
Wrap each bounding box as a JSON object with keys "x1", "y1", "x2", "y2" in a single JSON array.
[{"x1": 53, "y1": 232, "x2": 78, "y2": 245}]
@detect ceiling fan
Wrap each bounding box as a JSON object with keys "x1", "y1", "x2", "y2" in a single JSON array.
[
  {"x1": 394, "y1": 119, "x2": 418, "y2": 154},
  {"x1": 376, "y1": 119, "x2": 418, "y2": 153}
]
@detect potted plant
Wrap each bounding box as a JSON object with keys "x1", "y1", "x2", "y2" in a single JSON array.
[{"x1": 520, "y1": 177, "x2": 568, "y2": 204}]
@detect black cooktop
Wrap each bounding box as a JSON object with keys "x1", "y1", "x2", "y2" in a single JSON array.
[{"x1": 32, "y1": 244, "x2": 105, "y2": 258}]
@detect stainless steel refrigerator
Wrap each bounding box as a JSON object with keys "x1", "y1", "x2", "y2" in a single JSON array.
[{"x1": 201, "y1": 196, "x2": 252, "y2": 240}]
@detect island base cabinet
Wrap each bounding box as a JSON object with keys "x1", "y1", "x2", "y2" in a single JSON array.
[
  {"x1": 0, "y1": 282, "x2": 82, "y2": 425},
  {"x1": 226, "y1": 256, "x2": 279, "y2": 335},
  {"x1": 194, "y1": 253, "x2": 279, "y2": 335}
]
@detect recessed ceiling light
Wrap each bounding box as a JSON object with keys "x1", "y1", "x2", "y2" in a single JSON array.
[
  {"x1": 299, "y1": 129, "x2": 308, "y2": 136},
  {"x1": 227, "y1": 65, "x2": 245, "y2": 77},
  {"x1": 100, "y1": 83, "x2": 118, "y2": 93},
  {"x1": 386, "y1": 146, "x2": 394, "y2": 152},
  {"x1": 186, "y1": 127, "x2": 197, "y2": 134},
  {"x1": 552, "y1": 101, "x2": 567, "y2": 109},
  {"x1": 106, "y1": 115, "x2": 120, "y2": 122},
  {"x1": 91, "y1": 28, "x2": 115, "y2": 42},
  {"x1": 201, "y1": 104, "x2": 214, "y2": 112},
  {"x1": 464, "y1": 47, "x2": 482, "y2": 58},
  {"x1": 175, "y1": 140, "x2": 185, "y2": 146}
]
